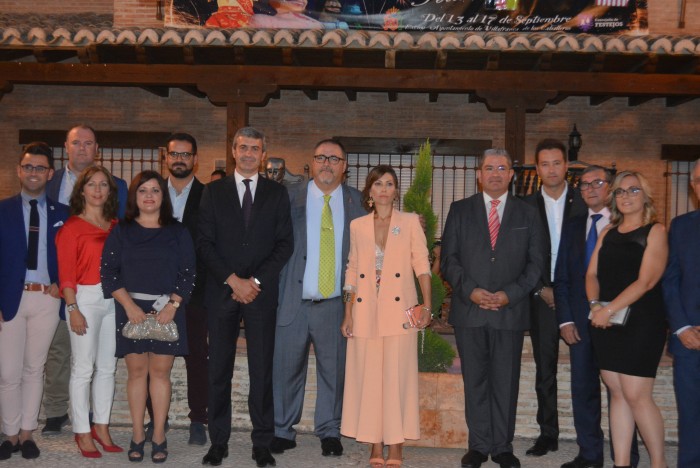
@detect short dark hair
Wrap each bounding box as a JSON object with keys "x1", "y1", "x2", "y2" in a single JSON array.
[
  {"x1": 478, "y1": 148, "x2": 512, "y2": 169},
  {"x1": 314, "y1": 138, "x2": 346, "y2": 158},
  {"x1": 232, "y1": 127, "x2": 266, "y2": 152},
  {"x1": 69, "y1": 165, "x2": 118, "y2": 219},
  {"x1": 581, "y1": 165, "x2": 612, "y2": 183},
  {"x1": 66, "y1": 124, "x2": 97, "y2": 143},
  {"x1": 211, "y1": 169, "x2": 226, "y2": 178},
  {"x1": 21, "y1": 141, "x2": 54, "y2": 167},
  {"x1": 166, "y1": 132, "x2": 198, "y2": 155},
  {"x1": 362, "y1": 165, "x2": 398, "y2": 212},
  {"x1": 124, "y1": 170, "x2": 176, "y2": 226},
  {"x1": 534, "y1": 139, "x2": 567, "y2": 164}
]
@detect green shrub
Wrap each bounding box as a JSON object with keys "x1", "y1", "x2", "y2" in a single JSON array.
[{"x1": 417, "y1": 328, "x2": 456, "y2": 373}]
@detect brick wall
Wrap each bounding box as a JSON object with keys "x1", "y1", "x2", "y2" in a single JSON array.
[{"x1": 2, "y1": 86, "x2": 700, "y2": 224}]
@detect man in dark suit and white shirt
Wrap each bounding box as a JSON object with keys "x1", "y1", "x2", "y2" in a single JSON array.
[
  {"x1": 523, "y1": 139, "x2": 586, "y2": 457},
  {"x1": 198, "y1": 127, "x2": 293, "y2": 467},
  {"x1": 41, "y1": 125, "x2": 128, "y2": 435},
  {"x1": 663, "y1": 160, "x2": 700, "y2": 468},
  {"x1": 442, "y1": 148, "x2": 544, "y2": 468},
  {"x1": 270, "y1": 139, "x2": 365, "y2": 457},
  {"x1": 163, "y1": 132, "x2": 208, "y2": 445}
]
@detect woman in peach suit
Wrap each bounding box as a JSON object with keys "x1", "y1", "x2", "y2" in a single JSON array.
[{"x1": 341, "y1": 165, "x2": 432, "y2": 468}]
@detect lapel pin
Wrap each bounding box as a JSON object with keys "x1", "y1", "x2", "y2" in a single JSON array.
[{"x1": 392, "y1": 226, "x2": 400, "y2": 236}]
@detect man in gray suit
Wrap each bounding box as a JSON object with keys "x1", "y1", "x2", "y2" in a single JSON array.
[
  {"x1": 442, "y1": 149, "x2": 544, "y2": 468},
  {"x1": 270, "y1": 139, "x2": 366, "y2": 457}
]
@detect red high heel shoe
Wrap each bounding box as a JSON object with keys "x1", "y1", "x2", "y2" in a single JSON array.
[
  {"x1": 91, "y1": 426, "x2": 124, "y2": 453},
  {"x1": 75, "y1": 434, "x2": 102, "y2": 458}
]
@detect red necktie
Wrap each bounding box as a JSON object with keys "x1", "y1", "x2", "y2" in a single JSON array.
[{"x1": 488, "y1": 199, "x2": 501, "y2": 250}]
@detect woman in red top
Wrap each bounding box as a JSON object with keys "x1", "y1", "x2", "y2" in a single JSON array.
[{"x1": 56, "y1": 166, "x2": 121, "y2": 458}]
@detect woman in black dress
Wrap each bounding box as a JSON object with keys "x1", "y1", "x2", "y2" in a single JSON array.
[
  {"x1": 585, "y1": 171, "x2": 668, "y2": 468},
  {"x1": 101, "y1": 171, "x2": 195, "y2": 463}
]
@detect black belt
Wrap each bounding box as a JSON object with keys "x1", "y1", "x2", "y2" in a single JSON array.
[{"x1": 302, "y1": 297, "x2": 340, "y2": 304}]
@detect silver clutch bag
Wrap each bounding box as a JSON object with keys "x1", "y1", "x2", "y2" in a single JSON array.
[{"x1": 122, "y1": 316, "x2": 179, "y2": 342}]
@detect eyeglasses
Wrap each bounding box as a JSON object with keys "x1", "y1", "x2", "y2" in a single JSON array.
[
  {"x1": 481, "y1": 165, "x2": 509, "y2": 173},
  {"x1": 20, "y1": 164, "x2": 50, "y2": 174},
  {"x1": 167, "y1": 151, "x2": 194, "y2": 161},
  {"x1": 313, "y1": 155, "x2": 345, "y2": 165},
  {"x1": 579, "y1": 179, "x2": 607, "y2": 191},
  {"x1": 613, "y1": 186, "x2": 643, "y2": 198}
]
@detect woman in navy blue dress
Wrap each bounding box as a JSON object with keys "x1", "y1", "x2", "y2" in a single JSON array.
[{"x1": 102, "y1": 171, "x2": 195, "y2": 463}]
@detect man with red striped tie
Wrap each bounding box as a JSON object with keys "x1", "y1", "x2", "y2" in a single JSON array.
[{"x1": 442, "y1": 149, "x2": 545, "y2": 468}]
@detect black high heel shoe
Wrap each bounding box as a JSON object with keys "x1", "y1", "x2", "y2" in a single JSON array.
[
  {"x1": 128, "y1": 440, "x2": 145, "y2": 463},
  {"x1": 151, "y1": 439, "x2": 168, "y2": 464}
]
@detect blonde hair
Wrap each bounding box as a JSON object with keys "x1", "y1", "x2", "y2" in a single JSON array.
[{"x1": 608, "y1": 171, "x2": 657, "y2": 227}]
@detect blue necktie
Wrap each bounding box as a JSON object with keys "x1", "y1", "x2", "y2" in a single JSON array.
[{"x1": 585, "y1": 214, "x2": 603, "y2": 268}]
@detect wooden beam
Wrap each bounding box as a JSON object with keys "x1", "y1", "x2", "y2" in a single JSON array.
[
  {"x1": 180, "y1": 86, "x2": 207, "y2": 98},
  {"x1": 475, "y1": 90, "x2": 557, "y2": 163},
  {"x1": 4, "y1": 63, "x2": 700, "y2": 97},
  {"x1": 628, "y1": 96, "x2": 655, "y2": 107},
  {"x1": 666, "y1": 96, "x2": 696, "y2": 107},
  {"x1": 0, "y1": 81, "x2": 13, "y2": 102},
  {"x1": 140, "y1": 86, "x2": 170, "y2": 98},
  {"x1": 549, "y1": 94, "x2": 569, "y2": 105},
  {"x1": 589, "y1": 95, "x2": 612, "y2": 106}
]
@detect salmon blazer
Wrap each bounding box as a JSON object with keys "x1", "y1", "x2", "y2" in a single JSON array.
[{"x1": 345, "y1": 210, "x2": 431, "y2": 339}]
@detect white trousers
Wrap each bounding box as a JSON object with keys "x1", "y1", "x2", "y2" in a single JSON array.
[
  {"x1": 68, "y1": 284, "x2": 117, "y2": 433},
  {"x1": 0, "y1": 290, "x2": 60, "y2": 435}
]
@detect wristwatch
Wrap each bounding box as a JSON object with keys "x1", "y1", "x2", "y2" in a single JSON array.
[
  {"x1": 66, "y1": 303, "x2": 78, "y2": 313},
  {"x1": 168, "y1": 299, "x2": 181, "y2": 309}
]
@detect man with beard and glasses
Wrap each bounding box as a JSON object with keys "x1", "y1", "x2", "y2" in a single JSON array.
[
  {"x1": 157, "y1": 132, "x2": 209, "y2": 445},
  {"x1": 270, "y1": 139, "x2": 365, "y2": 458}
]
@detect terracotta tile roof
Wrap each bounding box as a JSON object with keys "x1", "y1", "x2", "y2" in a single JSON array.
[{"x1": 0, "y1": 13, "x2": 699, "y2": 55}]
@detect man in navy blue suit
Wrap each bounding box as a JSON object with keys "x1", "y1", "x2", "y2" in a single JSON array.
[
  {"x1": 663, "y1": 160, "x2": 700, "y2": 468},
  {"x1": 41, "y1": 125, "x2": 128, "y2": 435},
  {"x1": 0, "y1": 142, "x2": 69, "y2": 460},
  {"x1": 555, "y1": 165, "x2": 639, "y2": 468}
]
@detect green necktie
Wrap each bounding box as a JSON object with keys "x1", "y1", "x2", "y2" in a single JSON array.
[{"x1": 319, "y1": 195, "x2": 335, "y2": 298}]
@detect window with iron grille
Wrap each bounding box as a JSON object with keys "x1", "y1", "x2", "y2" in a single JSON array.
[
  {"x1": 666, "y1": 160, "x2": 697, "y2": 221},
  {"x1": 20, "y1": 129, "x2": 171, "y2": 184},
  {"x1": 339, "y1": 138, "x2": 491, "y2": 236},
  {"x1": 662, "y1": 145, "x2": 699, "y2": 223}
]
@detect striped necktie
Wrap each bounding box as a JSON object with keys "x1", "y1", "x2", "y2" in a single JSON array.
[{"x1": 488, "y1": 199, "x2": 501, "y2": 250}]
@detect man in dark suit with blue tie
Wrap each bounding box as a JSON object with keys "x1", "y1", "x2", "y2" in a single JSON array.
[
  {"x1": 555, "y1": 165, "x2": 639, "y2": 468},
  {"x1": 199, "y1": 127, "x2": 294, "y2": 467},
  {"x1": 663, "y1": 160, "x2": 700, "y2": 468},
  {"x1": 0, "y1": 142, "x2": 69, "y2": 460},
  {"x1": 442, "y1": 149, "x2": 544, "y2": 468}
]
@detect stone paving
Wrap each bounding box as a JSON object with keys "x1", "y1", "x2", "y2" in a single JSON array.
[{"x1": 1, "y1": 426, "x2": 677, "y2": 467}]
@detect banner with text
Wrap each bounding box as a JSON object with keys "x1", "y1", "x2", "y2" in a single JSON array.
[{"x1": 168, "y1": 0, "x2": 648, "y2": 34}]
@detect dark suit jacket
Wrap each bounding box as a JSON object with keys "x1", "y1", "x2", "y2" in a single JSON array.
[
  {"x1": 47, "y1": 167, "x2": 128, "y2": 219},
  {"x1": 177, "y1": 177, "x2": 206, "y2": 306},
  {"x1": 276, "y1": 181, "x2": 365, "y2": 327},
  {"x1": 197, "y1": 175, "x2": 294, "y2": 312},
  {"x1": 441, "y1": 193, "x2": 545, "y2": 331},
  {"x1": 0, "y1": 194, "x2": 69, "y2": 321},
  {"x1": 523, "y1": 186, "x2": 586, "y2": 288},
  {"x1": 553, "y1": 214, "x2": 589, "y2": 328},
  {"x1": 663, "y1": 209, "x2": 700, "y2": 356}
]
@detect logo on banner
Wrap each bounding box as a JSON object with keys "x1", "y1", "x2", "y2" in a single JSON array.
[{"x1": 383, "y1": 7, "x2": 400, "y2": 31}]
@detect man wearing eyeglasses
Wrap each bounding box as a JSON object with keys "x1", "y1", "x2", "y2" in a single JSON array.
[
  {"x1": 442, "y1": 149, "x2": 544, "y2": 468},
  {"x1": 269, "y1": 139, "x2": 365, "y2": 458},
  {"x1": 41, "y1": 125, "x2": 129, "y2": 436},
  {"x1": 554, "y1": 165, "x2": 639, "y2": 468},
  {"x1": 158, "y1": 133, "x2": 209, "y2": 445},
  {"x1": 0, "y1": 142, "x2": 69, "y2": 460},
  {"x1": 523, "y1": 139, "x2": 587, "y2": 459},
  {"x1": 663, "y1": 160, "x2": 700, "y2": 468}
]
